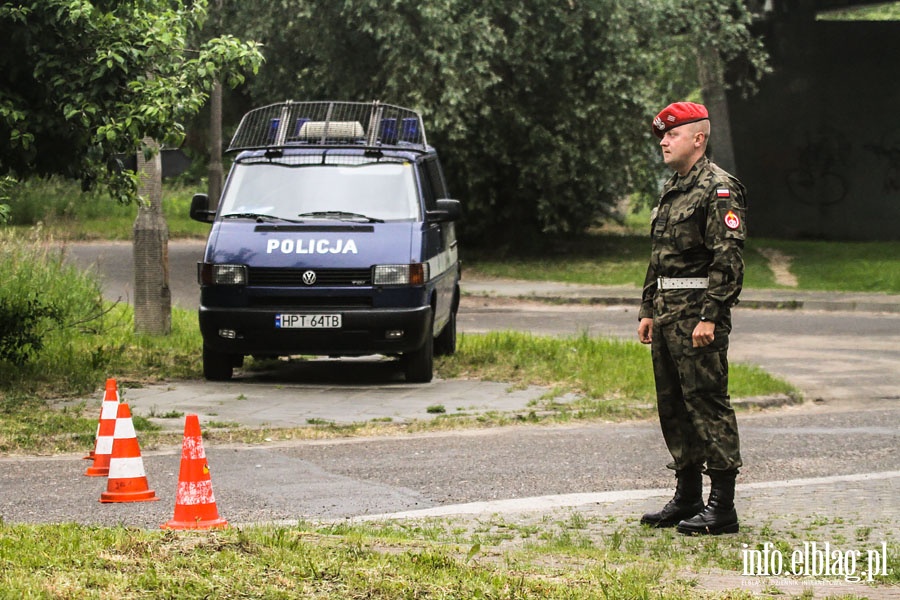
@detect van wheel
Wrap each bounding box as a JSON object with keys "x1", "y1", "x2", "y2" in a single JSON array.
[
  {"x1": 434, "y1": 309, "x2": 457, "y2": 357},
  {"x1": 203, "y1": 344, "x2": 235, "y2": 381},
  {"x1": 404, "y1": 329, "x2": 434, "y2": 383}
]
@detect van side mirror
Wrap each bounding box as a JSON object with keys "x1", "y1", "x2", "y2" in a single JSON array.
[
  {"x1": 426, "y1": 199, "x2": 461, "y2": 223},
  {"x1": 189, "y1": 193, "x2": 215, "y2": 223}
]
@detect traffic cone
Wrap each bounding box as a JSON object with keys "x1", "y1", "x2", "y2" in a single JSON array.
[
  {"x1": 161, "y1": 414, "x2": 227, "y2": 530},
  {"x1": 83, "y1": 380, "x2": 117, "y2": 460},
  {"x1": 99, "y1": 402, "x2": 159, "y2": 503},
  {"x1": 85, "y1": 378, "x2": 120, "y2": 476}
]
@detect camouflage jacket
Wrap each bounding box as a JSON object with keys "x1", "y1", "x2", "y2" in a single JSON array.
[{"x1": 638, "y1": 156, "x2": 747, "y2": 326}]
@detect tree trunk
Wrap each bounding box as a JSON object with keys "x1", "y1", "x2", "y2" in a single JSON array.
[
  {"x1": 208, "y1": 80, "x2": 224, "y2": 209},
  {"x1": 697, "y1": 46, "x2": 737, "y2": 175},
  {"x1": 133, "y1": 137, "x2": 172, "y2": 335}
]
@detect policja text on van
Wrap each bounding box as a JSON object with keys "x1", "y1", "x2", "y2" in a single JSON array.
[{"x1": 266, "y1": 239, "x2": 359, "y2": 254}]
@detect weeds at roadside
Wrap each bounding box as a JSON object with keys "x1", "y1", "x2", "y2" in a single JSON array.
[
  {"x1": 148, "y1": 407, "x2": 185, "y2": 419},
  {"x1": 0, "y1": 517, "x2": 829, "y2": 599}
]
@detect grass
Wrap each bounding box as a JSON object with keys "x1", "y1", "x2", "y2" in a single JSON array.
[
  {"x1": 463, "y1": 206, "x2": 900, "y2": 294},
  {"x1": 443, "y1": 332, "x2": 794, "y2": 421},
  {"x1": 5, "y1": 177, "x2": 209, "y2": 240},
  {"x1": 760, "y1": 239, "x2": 900, "y2": 292},
  {"x1": 0, "y1": 516, "x2": 895, "y2": 598},
  {"x1": 465, "y1": 236, "x2": 900, "y2": 293},
  {"x1": 0, "y1": 327, "x2": 797, "y2": 455},
  {"x1": 464, "y1": 234, "x2": 651, "y2": 287}
]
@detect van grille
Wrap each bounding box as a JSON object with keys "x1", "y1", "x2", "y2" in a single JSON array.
[
  {"x1": 250, "y1": 296, "x2": 372, "y2": 308},
  {"x1": 249, "y1": 267, "x2": 371, "y2": 287}
]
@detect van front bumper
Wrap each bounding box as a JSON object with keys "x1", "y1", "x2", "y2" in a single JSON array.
[{"x1": 199, "y1": 305, "x2": 432, "y2": 357}]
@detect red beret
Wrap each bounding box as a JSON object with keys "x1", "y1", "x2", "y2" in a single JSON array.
[{"x1": 652, "y1": 102, "x2": 709, "y2": 138}]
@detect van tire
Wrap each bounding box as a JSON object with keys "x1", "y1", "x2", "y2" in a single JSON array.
[
  {"x1": 404, "y1": 329, "x2": 434, "y2": 383},
  {"x1": 434, "y1": 309, "x2": 457, "y2": 356},
  {"x1": 203, "y1": 344, "x2": 234, "y2": 381}
]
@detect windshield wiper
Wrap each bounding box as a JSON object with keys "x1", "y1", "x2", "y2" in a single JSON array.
[
  {"x1": 222, "y1": 212, "x2": 302, "y2": 223},
  {"x1": 297, "y1": 211, "x2": 384, "y2": 223}
]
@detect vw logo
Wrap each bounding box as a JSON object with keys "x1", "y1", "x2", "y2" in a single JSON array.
[{"x1": 301, "y1": 270, "x2": 317, "y2": 285}]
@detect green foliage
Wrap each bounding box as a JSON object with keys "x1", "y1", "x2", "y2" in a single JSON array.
[
  {"x1": 818, "y1": 3, "x2": 900, "y2": 21},
  {"x1": 0, "y1": 175, "x2": 13, "y2": 223},
  {"x1": 0, "y1": 235, "x2": 201, "y2": 396},
  {"x1": 4, "y1": 178, "x2": 210, "y2": 239},
  {"x1": 0, "y1": 297, "x2": 202, "y2": 398},
  {"x1": 0, "y1": 295, "x2": 62, "y2": 365},
  {"x1": 0, "y1": 234, "x2": 103, "y2": 367},
  {"x1": 0, "y1": 1, "x2": 263, "y2": 202},
  {"x1": 224, "y1": 0, "x2": 768, "y2": 244}
]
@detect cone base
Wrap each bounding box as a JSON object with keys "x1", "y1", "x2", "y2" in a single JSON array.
[
  {"x1": 100, "y1": 489, "x2": 159, "y2": 503},
  {"x1": 85, "y1": 466, "x2": 109, "y2": 477},
  {"x1": 161, "y1": 517, "x2": 228, "y2": 530}
]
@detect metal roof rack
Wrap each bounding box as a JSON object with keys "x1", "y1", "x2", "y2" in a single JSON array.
[{"x1": 227, "y1": 100, "x2": 428, "y2": 154}]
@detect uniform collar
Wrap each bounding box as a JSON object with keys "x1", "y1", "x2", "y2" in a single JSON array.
[{"x1": 665, "y1": 156, "x2": 710, "y2": 192}]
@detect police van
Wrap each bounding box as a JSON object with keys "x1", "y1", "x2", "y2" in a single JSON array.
[{"x1": 190, "y1": 101, "x2": 461, "y2": 382}]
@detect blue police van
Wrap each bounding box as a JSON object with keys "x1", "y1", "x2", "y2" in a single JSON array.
[{"x1": 189, "y1": 101, "x2": 461, "y2": 382}]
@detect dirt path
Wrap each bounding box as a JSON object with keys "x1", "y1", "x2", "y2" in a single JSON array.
[{"x1": 757, "y1": 247, "x2": 799, "y2": 287}]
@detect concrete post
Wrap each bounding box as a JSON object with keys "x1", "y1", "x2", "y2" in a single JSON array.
[
  {"x1": 208, "y1": 80, "x2": 224, "y2": 210},
  {"x1": 133, "y1": 137, "x2": 172, "y2": 335}
]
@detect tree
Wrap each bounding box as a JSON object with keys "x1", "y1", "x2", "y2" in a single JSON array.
[
  {"x1": 0, "y1": 1, "x2": 263, "y2": 338},
  {"x1": 0, "y1": 0, "x2": 263, "y2": 202},
  {"x1": 222, "y1": 0, "x2": 766, "y2": 246}
]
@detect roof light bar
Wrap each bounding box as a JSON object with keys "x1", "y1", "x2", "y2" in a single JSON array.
[{"x1": 228, "y1": 101, "x2": 428, "y2": 154}]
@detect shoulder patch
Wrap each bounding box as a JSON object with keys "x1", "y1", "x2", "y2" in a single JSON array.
[
  {"x1": 724, "y1": 210, "x2": 741, "y2": 230},
  {"x1": 716, "y1": 188, "x2": 730, "y2": 198}
]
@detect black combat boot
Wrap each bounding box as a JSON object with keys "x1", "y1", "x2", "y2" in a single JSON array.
[
  {"x1": 677, "y1": 470, "x2": 739, "y2": 535},
  {"x1": 640, "y1": 468, "x2": 704, "y2": 528}
]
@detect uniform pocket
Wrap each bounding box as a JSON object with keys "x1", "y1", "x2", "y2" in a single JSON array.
[{"x1": 670, "y1": 203, "x2": 705, "y2": 252}]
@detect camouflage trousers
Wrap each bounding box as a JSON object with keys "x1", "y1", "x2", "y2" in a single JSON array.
[{"x1": 651, "y1": 317, "x2": 743, "y2": 473}]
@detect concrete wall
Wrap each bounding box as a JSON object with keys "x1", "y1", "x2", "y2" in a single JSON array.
[{"x1": 727, "y1": 19, "x2": 900, "y2": 240}]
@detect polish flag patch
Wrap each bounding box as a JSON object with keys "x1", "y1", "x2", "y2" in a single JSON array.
[
  {"x1": 724, "y1": 210, "x2": 741, "y2": 230},
  {"x1": 716, "y1": 188, "x2": 731, "y2": 198}
]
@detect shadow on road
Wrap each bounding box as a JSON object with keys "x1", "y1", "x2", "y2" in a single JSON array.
[{"x1": 232, "y1": 356, "x2": 412, "y2": 386}]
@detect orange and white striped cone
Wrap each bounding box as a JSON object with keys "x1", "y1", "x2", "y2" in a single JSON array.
[
  {"x1": 85, "y1": 378, "x2": 120, "y2": 476},
  {"x1": 99, "y1": 403, "x2": 159, "y2": 503},
  {"x1": 83, "y1": 379, "x2": 118, "y2": 460},
  {"x1": 161, "y1": 414, "x2": 227, "y2": 530}
]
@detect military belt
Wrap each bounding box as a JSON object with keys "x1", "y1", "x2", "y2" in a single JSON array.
[{"x1": 657, "y1": 277, "x2": 709, "y2": 290}]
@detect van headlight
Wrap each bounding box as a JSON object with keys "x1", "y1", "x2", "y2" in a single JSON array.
[
  {"x1": 199, "y1": 263, "x2": 248, "y2": 285},
  {"x1": 373, "y1": 263, "x2": 429, "y2": 286}
]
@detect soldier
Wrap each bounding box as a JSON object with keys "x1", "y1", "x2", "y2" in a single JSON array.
[{"x1": 637, "y1": 101, "x2": 747, "y2": 535}]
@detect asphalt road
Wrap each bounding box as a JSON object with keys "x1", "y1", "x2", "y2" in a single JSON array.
[
  {"x1": 0, "y1": 240, "x2": 893, "y2": 531},
  {"x1": 61, "y1": 239, "x2": 900, "y2": 403}
]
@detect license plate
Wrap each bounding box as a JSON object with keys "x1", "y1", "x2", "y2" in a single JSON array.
[{"x1": 275, "y1": 314, "x2": 342, "y2": 329}]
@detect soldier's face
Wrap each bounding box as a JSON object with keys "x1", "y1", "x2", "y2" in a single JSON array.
[{"x1": 659, "y1": 126, "x2": 700, "y2": 174}]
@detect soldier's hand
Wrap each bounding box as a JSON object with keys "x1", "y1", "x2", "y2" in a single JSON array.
[
  {"x1": 692, "y1": 320, "x2": 715, "y2": 348},
  {"x1": 638, "y1": 318, "x2": 653, "y2": 344}
]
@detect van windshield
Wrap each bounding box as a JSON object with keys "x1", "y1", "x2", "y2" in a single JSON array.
[{"x1": 219, "y1": 161, "x2": 419, "y2": 222}]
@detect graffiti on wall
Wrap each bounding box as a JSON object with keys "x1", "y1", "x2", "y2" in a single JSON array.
[{"x1": 786, "y1": 129, "x2": 848, "y2": 210}]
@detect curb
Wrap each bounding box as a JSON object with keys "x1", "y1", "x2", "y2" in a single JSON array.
[
  {"x1": 732, "y1": 394, "x2": 802, "y2": 409},
  {"x1": 461, "y1": 281, "x2": 900, "y2": 314}
]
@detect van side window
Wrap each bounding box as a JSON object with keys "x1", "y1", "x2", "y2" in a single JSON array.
[{"x1": 422, "y1": 158, "x2": 449, "y2": 211}]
